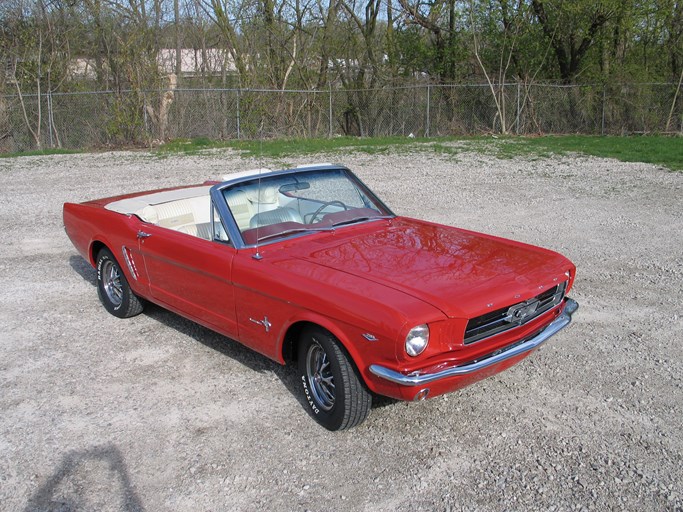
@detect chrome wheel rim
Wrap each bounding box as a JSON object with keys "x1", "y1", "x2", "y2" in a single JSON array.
[
  {"x1": 102, "y1": 260, "x2": 123, "y2": 307},
  {"x1": 306, "y1": 340, "x2": 335, "y2": 411}
]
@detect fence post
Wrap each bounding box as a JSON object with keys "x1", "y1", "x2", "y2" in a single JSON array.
[
  {"x1": 47, "y1": 91, "x2": 54, "y2": 148},
  {"x1": 601, "y1": 86, "x2": 606, "y2": 136},
  {"x1": 328, "y1": 83, "x2": 333, "y2": 138},
  {"x1": 515, "y1": 82, "x2": 521, "y2": 135},
  {"x1": 236, "y1": 88, "x2": 241, "y2": 140},
  {"x1": 426, "y1": 84, "x2": 431, "y2": 137},
  {"x1": 143, "y1": 97, "x2": 149, "y2": 138}
]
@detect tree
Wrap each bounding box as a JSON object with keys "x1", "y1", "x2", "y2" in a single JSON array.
[
  {"x1": 530, "y1": 0, "x2": 615, "y2": 83},
  {"x1": 468, "y1": 0, "x2": 527, "y2": 133},
  {"x1": 397, "y1": 0, "x2": 463, "y2": 83},
  {"x1": 199, "y1": 0, "x2": 249, "y2": 82},
  {"x1": 0, "y1": 0, "x2": 73, "y2": 148}
]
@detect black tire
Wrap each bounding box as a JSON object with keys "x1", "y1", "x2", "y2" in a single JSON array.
[
  {"x1": 96, "y1": 248, "x2": 144, "y2": 318},
  {"x1": 298, "y1": 326, "x2": 371, "y2": 430}
]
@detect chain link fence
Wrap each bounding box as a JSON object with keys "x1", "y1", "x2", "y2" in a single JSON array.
[{"x1": 1, "y1": 82, "x2": 681, "y2": 152}]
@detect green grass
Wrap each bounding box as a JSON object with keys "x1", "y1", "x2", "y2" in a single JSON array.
[
  {"x1": 493, "y1": 135, "x2": 683, "y2": 171},
  {"x1": 3, "y1": 135, "x2": 679, "y2": 170},
  {"x1": 158, "y1": 134, "x2": 682, "y2": 171},
  {"x1": 0, "y1": 148, "x2": 80, "y2": 158},
  {"x1": 154, "y1": 136, "x2": 230, "y2": 154},
  {"x1": 156, "y1": 136, "x2": 444, "y2": 158}
]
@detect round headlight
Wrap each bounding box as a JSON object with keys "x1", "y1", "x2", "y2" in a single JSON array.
[{"x1": 405, "y1": 324, "x2": 429, "y2": 357}]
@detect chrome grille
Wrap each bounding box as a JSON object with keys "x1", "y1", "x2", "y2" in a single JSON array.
[{"x1": 464, "y1": 282, "x2": 567, "y2": 345}]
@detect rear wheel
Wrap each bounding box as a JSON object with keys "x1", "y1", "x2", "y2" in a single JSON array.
[
  {"x1": 96, "y1": 248, "x2": 143, "y2": 318},
  {"x1": 298, "y1": 326, "x2": 371, "y2": 430}
]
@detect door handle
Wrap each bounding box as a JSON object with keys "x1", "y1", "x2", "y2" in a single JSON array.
[{"x1": 137, "y1": 231, "x2": 152, "y2": 239}]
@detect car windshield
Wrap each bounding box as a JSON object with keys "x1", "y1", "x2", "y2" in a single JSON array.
[{"x1": 222, "y1": 168, "x2": 392, "y2": 245}]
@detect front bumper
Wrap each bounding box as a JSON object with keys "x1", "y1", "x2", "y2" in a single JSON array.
[{"x1": 369, "y1": 298, "x2": 578, "y2": 387}]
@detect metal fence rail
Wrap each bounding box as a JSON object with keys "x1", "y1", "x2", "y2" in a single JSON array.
[{"x1": 1, "y1": 82, "x2": 681, "y2": 152}]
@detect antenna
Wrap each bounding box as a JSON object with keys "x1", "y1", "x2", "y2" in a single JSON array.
[{"x1": 253, "y1": 119, "x2": 265, "y2": 260}]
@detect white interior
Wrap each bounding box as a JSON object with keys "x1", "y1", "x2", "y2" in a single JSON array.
[
  {"x1": 224, "y1": 185, "x2": 283, "y2": 231},
  {"x1": 105, "y1": 186, "x2": 214, "y2": 239},
  {"x1": 102, "y1": 180, "x2": 288, "y2": 239},
  {"x1": 102, "y1": 168, "x2": 324, "y2": 240}
]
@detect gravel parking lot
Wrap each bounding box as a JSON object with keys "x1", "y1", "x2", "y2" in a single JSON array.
[{"x1": 1, "y1": 146, "x2": 681, "y2": 511}]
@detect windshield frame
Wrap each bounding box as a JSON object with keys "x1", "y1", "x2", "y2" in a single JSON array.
[{"x1": 209, "y1": 165, "x2": 395, "y2": 249}]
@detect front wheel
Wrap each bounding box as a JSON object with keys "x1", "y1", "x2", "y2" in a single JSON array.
[
  {"x1": 298, "y1": 327, "x2": 371, "y2": 430},
  {"x1": 96, "y1": 248, "x2": 144, "y2": 318}
]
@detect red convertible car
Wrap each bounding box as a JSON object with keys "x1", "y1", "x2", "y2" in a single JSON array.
[{"x1": 64, "y1": 164, "x2": 578, "y2": 430}]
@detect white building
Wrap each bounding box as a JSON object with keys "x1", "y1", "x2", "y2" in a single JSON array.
[{"x1": 157, "y1": 48, "x2": 236, "y2": 77}]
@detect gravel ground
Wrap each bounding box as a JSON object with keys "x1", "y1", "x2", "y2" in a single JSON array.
[{"x1": 0, "y1": 147, "x2": 681, "y2": 511}]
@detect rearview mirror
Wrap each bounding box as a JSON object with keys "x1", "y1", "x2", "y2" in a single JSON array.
[{"x1": 279, "y1": 182, "x2": 310, "y2": 193}]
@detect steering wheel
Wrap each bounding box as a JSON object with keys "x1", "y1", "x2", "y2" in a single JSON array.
[{"x1": 305, "y1": 201, "x2": 348, "y2": 224}]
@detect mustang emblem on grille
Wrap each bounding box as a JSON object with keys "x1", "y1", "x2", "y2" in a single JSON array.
[{"x1": 505, "y1": 298, "x2": 540, "y2": 324}]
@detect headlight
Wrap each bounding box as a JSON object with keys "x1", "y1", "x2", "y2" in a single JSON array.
[{"x1": 405, "y1": 324, "x2": 429, "y2": 356}]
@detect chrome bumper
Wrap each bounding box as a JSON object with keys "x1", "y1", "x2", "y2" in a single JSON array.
[{"x1": 369, "y1": 298, "x2": 579, "y2": 386}]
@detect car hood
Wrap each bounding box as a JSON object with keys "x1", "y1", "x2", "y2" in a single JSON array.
[{"x1": 289, "y1": 217, "x2": 572, "y2": 319}]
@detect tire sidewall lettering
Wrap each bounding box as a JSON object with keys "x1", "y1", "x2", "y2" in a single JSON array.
[
  {"x1": 298, "y1": 327, "x2": 371, "y2": 430},
  {"x1": 301, "y1": 375, "x2": 320, "y2": 415},
  {"x1": 96, "y1": 255, "x2": 104, "y2": 282},
  {"x1": 97, "y1": 252, "x2": 124, "y2": 311},
  {"x1": 95, "y1": 248, "x2": 144, "y2": 319}
]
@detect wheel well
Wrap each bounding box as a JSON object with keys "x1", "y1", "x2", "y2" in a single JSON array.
[
  {"x1": 281, "y1": 321, "x2": 312, "y2": 364},
  {"x1": 282, "y1": 321, "x2": 363, "y2": 376},
  {"x1": 90, "y1": 241, "x2": 107, "y2": 265},
  {"x1": 282, "y1": 321, "x2": 355, "y2": 365}
]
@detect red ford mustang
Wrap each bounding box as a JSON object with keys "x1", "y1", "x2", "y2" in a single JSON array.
[{"x1": 63, "y1": 164, "x2": 578, "y2": 430}]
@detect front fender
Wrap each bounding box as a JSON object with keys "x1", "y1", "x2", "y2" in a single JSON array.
[{"x1": 277, "y1": 309, "x2": 409, "y2": 397}]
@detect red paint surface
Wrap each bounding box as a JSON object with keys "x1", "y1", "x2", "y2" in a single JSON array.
[{"x1": 63, "y1": 182, "x2": 576, "y2": 402}]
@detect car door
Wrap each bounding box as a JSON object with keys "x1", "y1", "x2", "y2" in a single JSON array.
[
  {"x1": 230, "y1": 253, "x2": 301, "y2": 361},
  {"x1": 136, "y1": 211, "x2": 238, "y2": 340}
]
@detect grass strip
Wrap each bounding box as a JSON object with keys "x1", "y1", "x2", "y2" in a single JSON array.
[
  {"x1": 496, "y1": 135, "x2": 682, "y2": 171},
  {"x1": 0, "y1": 148, "x2": 80, "y2": 158}
]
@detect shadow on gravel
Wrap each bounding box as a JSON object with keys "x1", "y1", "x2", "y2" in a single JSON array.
[
  {"x1": 69, "y1": 255, "x2": 97, "y2": 286},
  {"x1": 143, "y1": 303, "x2": 306, "y2": 409},
  {"x1": 24, "y1": 444, "x2": 144, "y2": 512},
  {"x1": 67, "y1": 254, "x2": 308, "y2": 410},
  {"x1": 370, "y1": 394, "x2": 400, "y2": 410},
  {"x1": 143, "y1": 303, "x2": 399, "y2": 413},
  {"x1": 66, "y1": 254, "x2": 395, "y2": 413}
]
